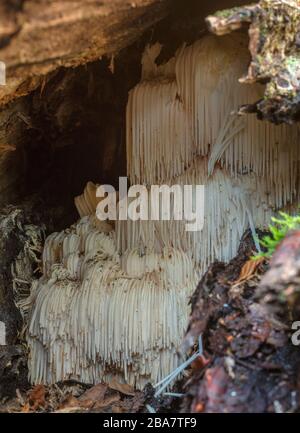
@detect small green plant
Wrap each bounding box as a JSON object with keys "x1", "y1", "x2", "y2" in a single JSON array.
[{"x1": 254, "y1": 211, "x2": 300, "y2": 259}]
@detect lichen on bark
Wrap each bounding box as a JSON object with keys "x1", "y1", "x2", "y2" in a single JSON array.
[{"x1": 206, "y1": 0, "x2": 300, "y2": 124}]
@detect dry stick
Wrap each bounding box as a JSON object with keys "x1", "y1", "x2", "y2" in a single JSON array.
[
  {"x1": 154, "y1": 335, "x2": 203, "y2": 398},
  {"x1": 146, "y1": 404, "x2": 156, "y2": 413},
  {"x1": 164, "y1": 392, "x2": 185, "y2": 398},
  {"x1": 246, "y1": 207, "x2": 261, "y2": 254}
]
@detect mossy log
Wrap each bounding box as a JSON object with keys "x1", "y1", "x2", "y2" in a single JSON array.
[{"x1": 206, "y1": 0, "x2": 300, "y2": 124}]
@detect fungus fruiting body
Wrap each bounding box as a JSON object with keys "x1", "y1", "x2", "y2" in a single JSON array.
[
  {"x1": 28, "y1": 215, "x2": 196, "y2": 387},
  {"x1": 27, "y1": 34, "x2": 300, "y2": 389}
]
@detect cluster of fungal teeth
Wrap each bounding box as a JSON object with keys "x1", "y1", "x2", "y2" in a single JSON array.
[
  {"x1": 27, "y1": 33, "x2": 300, "y2": 389},
  {"x1": 28, "y1": 214, "x2": 196, "y2": 388}
]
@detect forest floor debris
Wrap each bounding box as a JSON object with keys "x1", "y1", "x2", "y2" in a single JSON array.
[
  {"x1": 0, "y1": 380, "x2": 148, "y2": 413},
  {"x1": 0, "y1": 230, "x2": 300, "y2": 413}
]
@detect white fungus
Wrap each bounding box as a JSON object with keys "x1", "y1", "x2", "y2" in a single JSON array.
[
  {"x1": 28, "y1": 216, "x2": 196, "y2": 388},
  {"x1": 27, "y1": 33, "x2": 300, "y2": 389}
]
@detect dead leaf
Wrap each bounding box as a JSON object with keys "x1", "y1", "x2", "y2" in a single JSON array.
[
  {"x1": 108, "y1": 377, "x2": 135, "y2": 396},
  {"x1": 16, "y1": 388, "x2": 25, "y2": 406},
  {"x1": 93, "y1": 393, "x2": 120, "y2": 409},
  {"x1": 131, "y1": 391, "x2": 146, "y2": 412},
  {"x1": 79, "y1": 383, "x2": 107, "y2": 403},
  {"x1": 59, "y1": 395, "x2": 94, "y2": 411},
  {"x1": 194, "y1": 402, "x2": 205, "y2": 412},
  {"x1": 21, "y1": 403, "x2": 31, "y2": 413},
  {"x1": 58, "y1": 383, "x2": 109, "y2": 412},
  {"x1": 233, "y1": 257, "x2": 264, "y2": 286},
  {"x1": 40, "y1": 77, "x2": 47, "y2": 96},
  {"x1": 191, "y1": 355, "x2": 210, "y2": 371},
  {"x1": 58, "y1": 394, "x2": 80, "y2": 410}
]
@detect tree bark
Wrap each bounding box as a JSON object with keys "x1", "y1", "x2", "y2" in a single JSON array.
[
  {"x1": 206, "y1": 0, "x2": 300, "y2": 124},
  {"x1": 0, "y1": 0, "x2": 170, "y2": 106}
]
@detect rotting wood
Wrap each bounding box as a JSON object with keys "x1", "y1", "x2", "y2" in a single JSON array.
[
  {"x1": 0, "y1": 0, "x2": 170, "y2": 106},
  {"x1": 206, "y1": 0, "x2": 300, "y2": 124}
]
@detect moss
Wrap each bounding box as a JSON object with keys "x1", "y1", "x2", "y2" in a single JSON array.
[
  {"x1": 254, "y1": 211, "x2": 300, "y2": 259},
  {"x1": 208, "y1": 0, "x2": 300, "y2": 122},
  {"x1": 214, "y1": 7, "x2": 240, "y2": 19},
  {"x1": 285, "y1": 55, "x2": 300, "y2": 72}
]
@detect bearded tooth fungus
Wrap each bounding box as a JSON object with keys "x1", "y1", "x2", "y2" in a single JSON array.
[{"x1": 27, "y1": 34, "x2": 300, "y2": 389}]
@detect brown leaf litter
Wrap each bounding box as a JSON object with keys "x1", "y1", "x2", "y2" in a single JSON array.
[
  {"x1": 1, "y1": 230, "x2": 300, "y2": 414},
  {"x1": 4, "y1": 379, "x2": 145, "y2": 414}
]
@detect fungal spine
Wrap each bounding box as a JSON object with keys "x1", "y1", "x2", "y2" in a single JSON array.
[{"x1": 27, "y1": 33, "x2": 300, "y2": 389}]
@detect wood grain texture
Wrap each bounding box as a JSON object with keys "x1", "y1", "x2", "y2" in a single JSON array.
[{"x1": 0, "y1": 0, "x2": 170, "y2": 105}]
